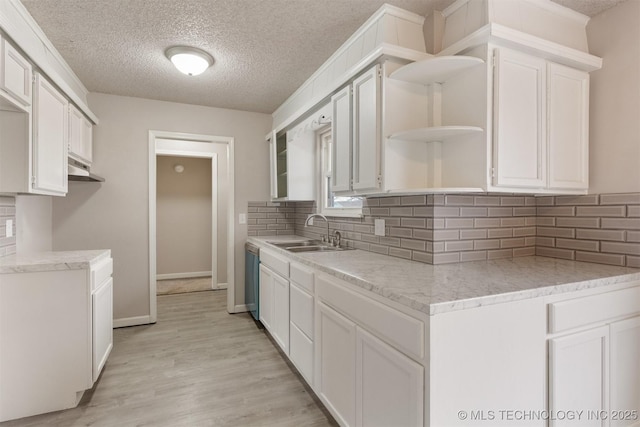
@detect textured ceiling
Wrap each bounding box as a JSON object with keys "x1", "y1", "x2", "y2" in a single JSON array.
[{"x1": 20, "y1": 0, "x2": 626, "y2": 114}]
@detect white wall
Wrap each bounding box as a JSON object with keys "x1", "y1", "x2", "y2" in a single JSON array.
[
  {"x1": 156, "y1": 155, "x2": 212, "y2": 277},
  {"x1": 587, "y1": 0, "x2": 640, "y2": 194},
  {"x1": 15, "y1": 195, "x2": 52, "y2": 253},
  {"x1": 52, "y1": 93, "x2": 271, "y2": 323}
]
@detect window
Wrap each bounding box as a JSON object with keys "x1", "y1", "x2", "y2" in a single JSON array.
[{"x1": 318, "y1": 129, "x2": 363, "y2": 217}]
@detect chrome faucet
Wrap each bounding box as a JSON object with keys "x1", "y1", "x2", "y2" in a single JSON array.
[
  {"x1": 305, "y1": 214, "x2": 330, "y2": 243},
  {"x1": 333, "y1": 230, "x2": 342, "y2": 248}
]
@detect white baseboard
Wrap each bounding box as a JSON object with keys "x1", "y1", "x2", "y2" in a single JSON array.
[
  {"x1": 215, "y1": 282, "x2": 228, "y2": 290},
  {"x1": 231, "y1": 304, "x2": 249, "y2": 313},
  {"x1": 157, "y1": 271, "x2": 212, "y2": 281},
  {"x1": 113, "y1": 315, "x2": 153, "y2": 328}
]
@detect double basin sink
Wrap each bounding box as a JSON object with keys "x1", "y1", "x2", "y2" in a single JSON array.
[{"x1": 268, "y1": 239, "x2": 354, "y2": 253}]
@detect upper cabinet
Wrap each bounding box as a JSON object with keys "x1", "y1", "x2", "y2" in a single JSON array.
[
  {"x1": 33, "y1": 73, "x2": 68, "y2": 195},
  {"x1": 493, "y1": 48, "x2": 589, "y2": 191},
  {"x1": 331, "y1": 65, "x2": 382, "y2": 195},
  {"x1": 0, "y1": 36, "x2": 32, "y2": 107},
  {"x1": 69, "y1": 104, "x2": 93, "y2": 166}
]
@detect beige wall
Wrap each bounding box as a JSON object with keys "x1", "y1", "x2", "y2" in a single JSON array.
[
  {"x1": 587, "y1": 0, "x2": 640, "y2": 194},
  {"x1": 52, "y1": 93, "x2": 271, "y2": 322},
  {"x1": 156, "y1": 156, "x2": 212, "y2": 277},
  {"x1": 15, "y1": 195, "x2": 52, "y2": 253}
]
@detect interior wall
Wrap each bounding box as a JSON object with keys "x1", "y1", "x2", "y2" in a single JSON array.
[
  {"x1": 587, "y1": 0, "x2": 640, "y2": 194},
  {"x1": 52, "y1": 93, "x2": 271, "y2": 322},
  {"x1": 15, "y1": 195, "x2": 52, "y2": 254},
  {"x1": 156, "y1": 156, "x2": 212, "y2": 277}
]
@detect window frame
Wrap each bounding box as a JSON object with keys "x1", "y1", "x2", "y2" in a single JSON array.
[{"x1": 317, "y1": 128, "x2": 363, "y2": 218}]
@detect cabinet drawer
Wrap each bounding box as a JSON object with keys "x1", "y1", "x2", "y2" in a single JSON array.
[
  {"x1": 290, "y1": 262, "x2": 314, "y2": 293},
  {"x1": 317, "y1": 274, "x2": 424, "y2": 360},
  {"x1": 91, "y1": 258, "x2": 113, "y2": 290},
  {"x1": 549, "y1": 285, "x2": 640, "y2": 334},
  {"x1": 260, "y1": 248, "x2": 289, "y2": 278},
  {"x1": 290, "y1": 322, "x2": 314, "y2": 386},
  {"x1": 290, "y1": 282, "x2": 314, "y2": 338}
]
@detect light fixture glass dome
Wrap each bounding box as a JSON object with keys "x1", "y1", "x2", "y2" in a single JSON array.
[{"x1": 165, "y1": 46, "x2": 213, "y2": 76}]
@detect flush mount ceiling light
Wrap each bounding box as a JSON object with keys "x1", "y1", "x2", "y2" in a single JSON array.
[
  {"x1": 165, "y1": 46, "x2": 213, "y2": 76},
  {"x1": 173, "y1": 164, "x2": 185, "y2": 173}
]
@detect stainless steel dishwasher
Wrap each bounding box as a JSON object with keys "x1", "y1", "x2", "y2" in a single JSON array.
[{"x1": 244, "y1": 242, "x2": 260, "y2": 321}]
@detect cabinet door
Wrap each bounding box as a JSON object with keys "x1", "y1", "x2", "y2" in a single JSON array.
[
  {"x1": 81, "y1": 115, "x2": 93, "y2": 165},
  {"x1": 317, "y1": 302, "x2": 357, "y2": 427},
  {"x1": 92, "y1": 278, "x2": 113, "y2": 383},
  {"x1": 352, "y1": 65, "x2": 381, "y2": 192},
  {"x1": 610, "y1": 316, "x2": 640, "y2": 427},
  {"x1": 68, "y1": 104, "x2": 84, "y2": 161},
  {"x1": 493, "y1": 48, "x2": 546, "y2": 188},
  {"x1": 259, "y1": 264, "x2": 274, "y2": 331},
  {"x1": 549, "y1": 326, "x2": 609, "y2": 427},
  {"x1": 331, "y1": 85, "x2": 352, "y2": 193},
  {"x1": 272, "y1": 272, "x2": 290, "y2": 355},
  {"x1": 290, "y1": 322, "x2": 314, "y2": 386},
  {"x1": 275, "y1": 132, "x2": 288, "y2": 199},
  {"x1": 548, "y1": 63, "x2": 589, "y2": 190},
  {"x1": 356, "y1": 328, "x2": 423, "y2": 427},
  {"x1": 1, "y1": 38, "x2": 32, "y2": 107},
  {"x1": 267, "y1": 132, "x2": 277, "y2": 200},
  {"x1": 33, "y1": 74, "x2": 68, "y2": 195}
]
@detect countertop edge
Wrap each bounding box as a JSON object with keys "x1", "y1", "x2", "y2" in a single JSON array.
[
  {"x1": 248, "y1": 236, "x2": 640, "y2": 316},
  {"x1": 0, "y1": 249, "x2": 112, "y2": 274}
]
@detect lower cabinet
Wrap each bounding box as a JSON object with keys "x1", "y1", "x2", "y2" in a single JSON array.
[
  {"x1": 549, "y1": 315, "x2": 640, "y2": 427},
  {"x1": 316, "y1": 299, "x2": 424, "y2": 427},
  {"x1": 356, "y1": 327, "x2": 424, "y2": 427},
  {"x1": 317, "y1": 302, "x2": 358, "y2": 427},
  {"x1": 259, "y1": 262, "x2": 289, "y2": 355},
  {"x1": 0, "y1": 254, "x2": 113, "y2": 422}
]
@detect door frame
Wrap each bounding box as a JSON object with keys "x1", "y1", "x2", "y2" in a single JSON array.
[{"x1": 149, "y1": 130, "x2": 235, "y2": 322}]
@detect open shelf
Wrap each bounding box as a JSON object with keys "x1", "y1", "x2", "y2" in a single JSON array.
[
  {"x1": 388, "y1": 126, "x2": 483, "y2": 142},
  {"x1": 389, "y1": 56, "x2": 485, "y2": 85}
]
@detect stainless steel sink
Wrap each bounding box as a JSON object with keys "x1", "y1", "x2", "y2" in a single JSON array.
[
  {"x1": 286, "y1": 245, "x2": 351, "y2": 253},
  {"x1": 268, "y1": 240, "x2": 323, "y2": 248},
  {"x1": 267, "y1": 240, "x2": 353, "y2": 252}
]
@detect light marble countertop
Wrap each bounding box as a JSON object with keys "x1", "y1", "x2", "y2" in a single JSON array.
[
  {"x1": 248, "y1": 235, "x2": 640, "y2": 315},
  {"x1": 0, "y1": 250, "x2": 111, "y2": 274}
]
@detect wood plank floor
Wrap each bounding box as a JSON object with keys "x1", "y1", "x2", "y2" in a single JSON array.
[{"x1": 2, "y1": 290, "x2": 337, "y2": 427}]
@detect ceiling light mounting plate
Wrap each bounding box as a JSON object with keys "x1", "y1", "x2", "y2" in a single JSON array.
[{"x1": 165, "y1": 46, "x2": 214, "y2": 76}]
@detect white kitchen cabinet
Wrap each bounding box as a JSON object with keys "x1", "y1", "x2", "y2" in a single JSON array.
[
  {"x1": 0, "y1": 253, "x2": 113, "y2": 422},
  {"x1": 92, "y1": 257, "x2": 113, "y2": 383},
  {"x1": 356, "y1": 327, "x2": 423, "y2": 427},
  {"x1": 493, "y1": 48, "x2": 547, "y2": 188},
  {"x1": 33, "y1": 72, "x2": 68, "y2": 195},
  {"x1": 547, "y1": 62, "x2": 589, "y2": 190},
  {"x1": 259, "y1": 264, "x2": 274, "y2": 331},
  {"x1": 331, "y1": 64, "x2": 381, "y2": 195},
  {"x1": 69, "y1": 103, "x2": 93, "y2": 166},
  {"x1": 317, "y1": 301, "x2": 357, "y2": 427},
  {"x1": 289, "y1": 263, "x2": 315, "y2": 386},
  {"x1": 492, "y1": 47, "x2": 590, "y2": 192},
  {"x1": 272, "y1": 272, "x2": 290, "y2": 354},
  {"x1": 610, "y1": 316, "x2": 640, "y2": 427},
  {"x1": 331, "y1": 85, "x2": 352, "y2": 192},
  {"x1": 1, "y1": 36, "x2": 32, "y2": 107},
  {"x1": 549, "y1": 326, "x2": 609, "y2": 427},
  {"x1": 259, "y1": 249, "x2": 290, "y2": 354}
]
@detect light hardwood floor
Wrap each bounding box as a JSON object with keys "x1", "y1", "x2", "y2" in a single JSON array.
[
  {"x1": 2, "y1": 290, "x2": 337, "y2": 427},
  {"x1": 156, "y1": 277, "x2": 213, "y2": 295}
]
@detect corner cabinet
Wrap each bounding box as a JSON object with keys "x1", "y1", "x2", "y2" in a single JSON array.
[
  {"x1": 493, "y1": 48, "x2": 589, "y2": 192},
  {"x1": 331, "y1": 64, "x2": 382, "y2": 195},
  {"x1": 33, "y1": 73, "x2": 68, "y2": 195}
]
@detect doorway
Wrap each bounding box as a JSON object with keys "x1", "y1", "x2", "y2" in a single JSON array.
[
  {"x1": 156, "y1": 155, "x2": 214, "y2": 295},
  {"x1": 149, "y1": 130, "x2": 235, "y2": 323}
]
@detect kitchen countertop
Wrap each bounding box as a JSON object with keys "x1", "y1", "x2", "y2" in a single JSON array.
[
  {"x1": 249, "y1": 235, "x2": 640, "y2": 315},
  {"x1": 0, "y1": 250, "x2": 111, "y2": 274}
]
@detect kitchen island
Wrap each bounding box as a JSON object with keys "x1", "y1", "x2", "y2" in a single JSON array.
[
  {"x1": 0, "y1": 250, "x2": 113, "y2": 422},
  {"x1": 249, "y1": 235, "x2": 640, "y2": 427}
]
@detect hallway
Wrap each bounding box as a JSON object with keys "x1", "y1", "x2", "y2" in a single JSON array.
[{"x1": 3, "y1": 291, "x2": 336, "y2": 427}]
